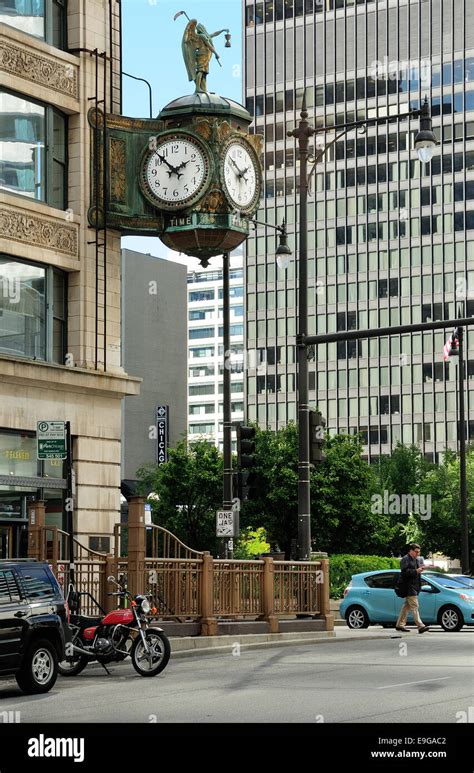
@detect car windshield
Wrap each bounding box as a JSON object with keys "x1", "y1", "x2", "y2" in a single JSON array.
[{"x1": 425, "y1": 573, "x2": 474, "y2": 590}]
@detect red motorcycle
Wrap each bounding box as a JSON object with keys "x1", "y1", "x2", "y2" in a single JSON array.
[{"x1": 59, "y1": 576, "x2": 170, "y2": 678}]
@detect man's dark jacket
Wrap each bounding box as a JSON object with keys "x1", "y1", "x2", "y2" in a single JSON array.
[{"x1": 399, "y1": 554, "x2": 421, "y2": 596}]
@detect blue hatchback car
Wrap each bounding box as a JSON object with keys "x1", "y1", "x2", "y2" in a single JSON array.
[{"x1": 339, "y1": 569, "x2": 474, "y2": 632}]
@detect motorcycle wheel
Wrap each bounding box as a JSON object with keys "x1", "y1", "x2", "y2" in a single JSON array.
[
  {"x1": 58, "y1": 655, "x2": 88, "y2": 677},
  {"x1": 131, "y1": 629, "x2": 170, "y2": 677}
]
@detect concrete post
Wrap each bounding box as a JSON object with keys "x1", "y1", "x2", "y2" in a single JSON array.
[
  {"x1": 127, "y1": 496, "x2": 146, "y2": 597},
  {"x1": 262, "y1": 557, "x2": 279, "y2": 633},
  {"x1": 27, "y1": 500, "x2": 46, "y2": 562},
  {"x1": 320, "y1": 559, "x2": 334, "y2": 631},
  {"x1": 200, "y1": 552, "x2": 218, "y2": 636}
]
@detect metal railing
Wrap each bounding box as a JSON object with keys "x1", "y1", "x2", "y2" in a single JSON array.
[{"x1": 36, "y1": 525, "x2": 330, "y2": 630}]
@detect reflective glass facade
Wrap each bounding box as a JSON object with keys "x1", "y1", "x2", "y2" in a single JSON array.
[{"x1": 244, "y1": 0, "x2": 474, "y2": 461}]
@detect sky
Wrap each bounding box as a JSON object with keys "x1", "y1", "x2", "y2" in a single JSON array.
[{"x1": 120, "y1": 0, "x2": 244, "y2": 265}]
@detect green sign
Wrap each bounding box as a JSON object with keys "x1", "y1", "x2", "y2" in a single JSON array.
[{"x1": 37, "y1": 421, "x2": 67, "y2": 460}]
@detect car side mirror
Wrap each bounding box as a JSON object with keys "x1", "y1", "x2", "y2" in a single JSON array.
[{"x1": 421, "y1": 585, "x2": 433, "y2": 592}]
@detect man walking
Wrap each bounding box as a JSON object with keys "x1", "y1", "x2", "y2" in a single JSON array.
[{"x1": 396, "y1": 543, "x2": 430, "y2": 633}]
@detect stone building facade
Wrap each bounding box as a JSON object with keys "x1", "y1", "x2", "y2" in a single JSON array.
[{"x1": 0, "y1": 0, "x2": 139, "y2": 557}]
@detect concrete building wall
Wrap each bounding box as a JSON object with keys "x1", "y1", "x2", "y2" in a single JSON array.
[
  {"x1": 0, "y1": 1, "x2": 139, "y2": 555},
  {"x1": 121, "y1": 250, "x2": 187, "y2": 481}
]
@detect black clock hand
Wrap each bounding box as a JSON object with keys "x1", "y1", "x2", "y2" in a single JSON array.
[
  {"x1": 174, "y1": 159, "x2": 190, "y2": 179},
  {"x1": 155, "y1": 151, "x2": 178, "y2": 177},
  {"x1": 229, "y1": 155, "x2": 245, "y2": 178}
]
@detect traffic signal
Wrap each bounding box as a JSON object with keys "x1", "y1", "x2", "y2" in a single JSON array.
[
  {"x1": 309, "y1": 410, "x2": 326, "y2": 465},
  {"x1": 236, "y1": 425, "x2": 256, "y2": 501},
  {"x1": 237, "y1": 424, "x2": 256, "y2": 469}
]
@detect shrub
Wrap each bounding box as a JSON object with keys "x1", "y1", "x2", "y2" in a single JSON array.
[{"x1": 328, "y1": 554, "x2": 401, "y2": 599}]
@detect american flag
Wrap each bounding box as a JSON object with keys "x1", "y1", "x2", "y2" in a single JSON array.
[{"x1": 443, "y1": 328, "x2": 459, "y2": 360}]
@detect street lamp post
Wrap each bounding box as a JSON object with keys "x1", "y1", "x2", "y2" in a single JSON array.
[
  {"x1": 456, "y1": 327, "x2": 470, "y2": 574},
  {"x1": 286, "y1": 94, "x2": 436, "y2": 561},
  {"x1": 288, "y1": 92, "x2": 313, "y2": 561}
]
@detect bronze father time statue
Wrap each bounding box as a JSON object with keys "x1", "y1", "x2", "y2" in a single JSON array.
[{"x1": 174, "y1": 10, "x2": 231, "y2": 94}]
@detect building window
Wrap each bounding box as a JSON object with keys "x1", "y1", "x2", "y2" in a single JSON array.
[
  {"x1": 0, "y1": 0, "x2": 66, "y2": 49},
  {"x1": 189, "y1": 327, "x2": 214, "y2": 339},
  {"x1": 0, "y1": 256, "x2": 67, "y2": 363},
  {"x1": 0, "y1": 90, "x2": 67, "y2": 208},
  {"x1": 189, "y1": 423, "x2": 214, "y2": 435},
  {"x1": 189, "y1": 289, "x2": 214, "y2": 302}
]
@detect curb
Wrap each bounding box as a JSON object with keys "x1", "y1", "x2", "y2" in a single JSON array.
[{"x1": 169, "y1": 632, "x2": 402, "y2": 659}]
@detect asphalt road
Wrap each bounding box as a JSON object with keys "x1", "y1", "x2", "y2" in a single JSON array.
[{"x1": 0, "y1": 630, "x2": 472, "y2": 724}]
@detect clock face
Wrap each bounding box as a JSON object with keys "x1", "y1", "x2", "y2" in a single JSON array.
[
  {"x1": 222, "y1": 140, "x2": 260, "y2": 212},
  {"x1": 141, "y1": 135, "x2": 210, "y2": 210}
]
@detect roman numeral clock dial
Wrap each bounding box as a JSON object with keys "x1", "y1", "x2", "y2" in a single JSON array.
[
  {"x1": 222, "y1": 139, "x2": 260, "y2": 214},
  {"x1": 140, "y1": 133, "x2": 211, "y2": 210}
]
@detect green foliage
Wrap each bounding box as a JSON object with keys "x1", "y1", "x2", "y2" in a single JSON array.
[
  {"x1": 419, "y1": 447, "x2": 474, "y2": 560},
  {"x1": 374, "y1": 444, "x2": 436, "y2": 555},
  {"x1": 310, "y1": 433, "x2": 393, "y2": 555},
  {"x1": 137, "y1": 439, "x2": 223, "y2": 553},
  {"x1": 328, "y1": 554, "x2": 401, "y2": 599},
  {"x1": 233, "y1": 527, "x2": 270, "y2": 559}
]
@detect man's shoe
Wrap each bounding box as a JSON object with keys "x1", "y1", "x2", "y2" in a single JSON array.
[
  {"x1": 395, "y1": 626, "x2": 410, "y2": 632},
  {"x1": 418, "y1": 625, "x2": 430, "y2": 633}
]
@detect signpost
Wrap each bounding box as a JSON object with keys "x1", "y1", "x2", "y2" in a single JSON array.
[
  {"x1": 156, "y1": 405, "x2": 169, "y2": 465},
  {"x1": 216, "y1": 509, "x2": 238, "y2": 538},
  {"x1": 36, "y1": 421, "x2": 67, "y2": 460}
]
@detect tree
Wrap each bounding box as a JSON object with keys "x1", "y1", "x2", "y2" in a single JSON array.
[
  {"x1": 310, "y1": 433, "x2": 392, "y2": 555},
  {"x1": 419, "y1": 448, "x2": 474, "y2": 561},
  {"x1": 137, "y1": 439, "x2": 223, "y2": 553},
  {"x1": 240, "y1": 423, "x2": 299, "y2": 558},
  {"x1": 241, "y1": 426, "x2": 390, "y2": 557},
  {"x1": 374, "y1": 444, "x2": 435, "y2": 554}
]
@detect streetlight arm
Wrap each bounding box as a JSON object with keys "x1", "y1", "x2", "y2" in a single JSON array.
[{"x1": 246, "y1": 216, "x2": 286, "y2": 235}]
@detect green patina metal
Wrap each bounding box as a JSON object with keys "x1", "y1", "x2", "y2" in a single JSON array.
[{"x1": 88, "y1": 93, "x2": 262, "y2": 260}]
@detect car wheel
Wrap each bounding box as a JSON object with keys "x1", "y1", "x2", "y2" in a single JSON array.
[
  {"x1": 438, "y1": 605, "x2": 464, "y2": 632},
  {"x1": 346, "y1": 606, "x2": 370, "y2": 629},
  {"x1": 15, "y1": 639, "x2": 58, "y2": 694}
]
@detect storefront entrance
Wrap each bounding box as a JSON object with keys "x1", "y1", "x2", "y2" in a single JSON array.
[
  {"x1": 0, "y1": 429, "x2": 67, "y2": 557},
  {"x1": 0, "y1": 526, "x2": 13, "y2": 558}
]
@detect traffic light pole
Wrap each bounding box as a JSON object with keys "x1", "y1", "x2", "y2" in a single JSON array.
[
  {"x1": 222, "y1": 251, "x2": 233, "y2": 559},
  {"x1": 458, "y1": 328, "x2": 469, "y2": 574}
]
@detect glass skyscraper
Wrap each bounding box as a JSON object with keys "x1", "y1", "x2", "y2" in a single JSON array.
[{"x1": 243, "y1": 0, "x2": 474, "y2": 462}]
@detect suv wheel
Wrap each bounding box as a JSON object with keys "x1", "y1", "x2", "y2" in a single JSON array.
[{"x1": 15, "y1": 639, "x2": 58, "y2": 694}]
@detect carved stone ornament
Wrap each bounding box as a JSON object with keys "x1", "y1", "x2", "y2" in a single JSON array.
[
  {"x1": 0, "y1": 206, "x2": 78, "y2": 258},
  {"x1": 0, "y1": 38, "x2": 79, "y2": 100},
  {"x1": 195, "y1": 188, "x2": 226, "y2": 214},
  {"x1": 246, "y1": 132, "x2": 264, "y2": 157},
  {"x1": 194, "y1": 118, "x2": 213, "y2": 141},
  {"x1": 216, "y1": 121, "x2": 232, "y2": 143},
  {"x1": 109, "y1": 138, "x2": 127, "y2": 203}
]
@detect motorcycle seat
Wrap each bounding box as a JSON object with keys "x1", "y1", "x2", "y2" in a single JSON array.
[{"x1": 72, "y1": 614, "x2": 103, "y2": 627}]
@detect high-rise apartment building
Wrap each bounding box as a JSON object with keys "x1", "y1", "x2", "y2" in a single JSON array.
[
  {"x1": 187, "y1": 255, "x2": 244, "y2": 451},
  {"x1": 244, "y1": 0, "x2": 474, "y2": 461}
]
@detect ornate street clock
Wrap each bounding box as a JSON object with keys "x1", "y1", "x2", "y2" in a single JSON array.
[
  {"x1": 147, "y1": 93, "x2": 263, "y2": 263},
  {"x1": 88, "y1": 14, "x2": 263, "y2": 264},
  {"x1": 140, "y1": 131, "x2": 212, "y2": 211}
]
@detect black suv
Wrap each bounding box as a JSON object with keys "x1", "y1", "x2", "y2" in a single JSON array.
[{"x1": 0, "y1": 560, "x2": 69, "y2": 694}]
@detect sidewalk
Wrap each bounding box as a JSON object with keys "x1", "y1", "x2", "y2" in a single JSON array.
[{"x1": 169, "y1": 626, "x2": 402, "y2": 659}]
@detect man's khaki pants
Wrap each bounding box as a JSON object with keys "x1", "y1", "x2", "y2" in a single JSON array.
[{"x1": 397, "y1": 595, "x2": 424, "y2": 628}]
